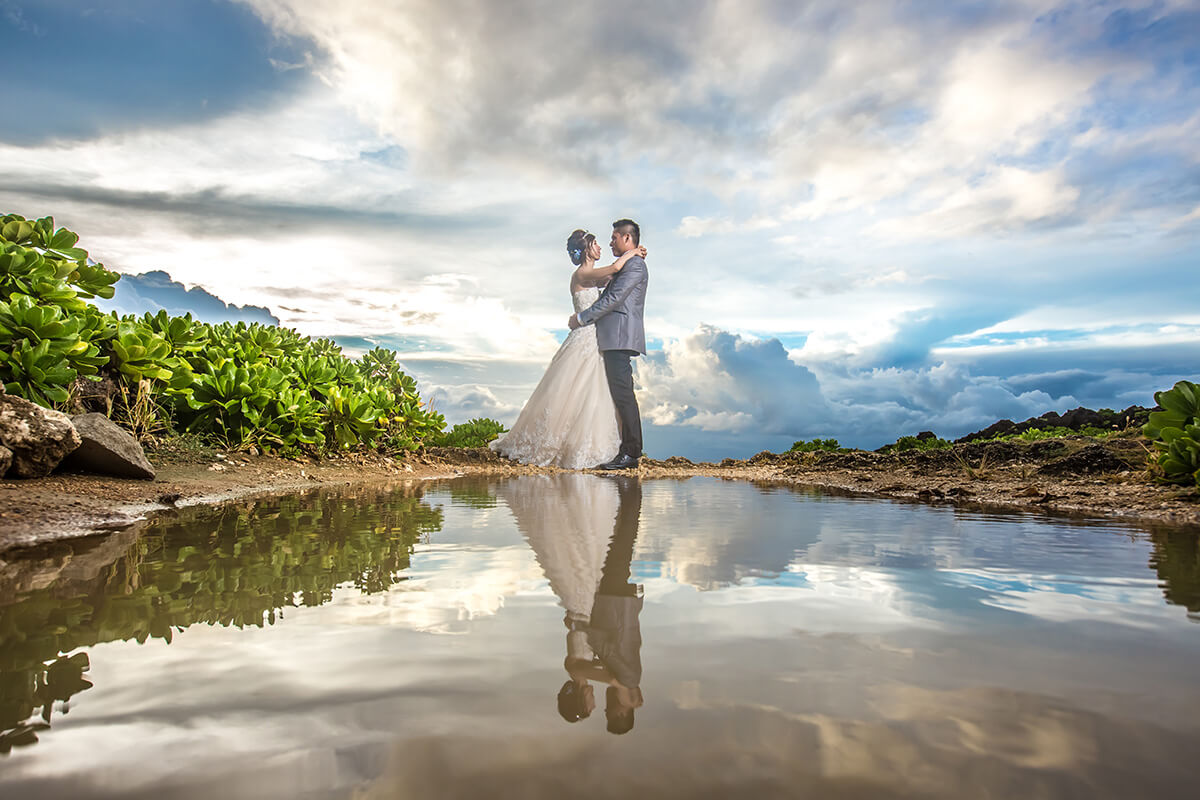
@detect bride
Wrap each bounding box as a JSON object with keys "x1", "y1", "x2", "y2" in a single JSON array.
[{"x1": 490, "y1": 229, "x2": 646, "y2": 470}]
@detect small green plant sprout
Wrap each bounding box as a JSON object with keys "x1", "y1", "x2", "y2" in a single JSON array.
[{"x1": 952, "y1": 450, "x2": 991, "y2": 481}]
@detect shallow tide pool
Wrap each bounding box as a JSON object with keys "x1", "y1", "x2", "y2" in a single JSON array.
[{"x1": 2, "y1": 475, "x2": 1199, "y2": 799}]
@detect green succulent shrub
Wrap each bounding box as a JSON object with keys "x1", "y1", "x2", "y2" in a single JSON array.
[
  {"x1": 0, "y1": 215, "x2": 118, "y2": 404},
  {"x1": 0, "y1": 211, "x2": 481, "y2": 454},
  {"x1": 433, "y1": 417, "x2": 507, "y2": 448},
  {"x1": 109, "y1": 320, "x2": 185, "y2": 385},
  {"x1": 138, "y1": 309, "x2": 206, "y2": 355},
  {"x1": 0, "y1": 215, "x2": 119, "y2": 310},
  {"x1": 880, "y1": 435, "x2": 953, "y2": 453},
  {"x1": 322, "y1": 383, "x2": 386, "y2": 450},
  {"x1": 0, "y1": 294, "x2": 107, "y2": 404},
  {"x1": 1144, "y1": 380, "x2": 1200, "y2": 487}
]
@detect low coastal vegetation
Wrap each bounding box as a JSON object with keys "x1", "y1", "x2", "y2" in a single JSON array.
[
  {"x1": 0, "y1": 214, "x2": 505, "y2": 454},
  {"x1": 789, "y1": 385, "x2": 1200, "y2": 489},
  {"x1": 877, "y1": 434, "x2": 953, "y2": 453},
  {"x1": 788, "y1": 437, "x2": 847, "y2": 453}
]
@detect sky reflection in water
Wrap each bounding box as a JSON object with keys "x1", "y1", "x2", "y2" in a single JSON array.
[{"x1": 1, "y1": 475, "x2": 1198, "y2": 799}]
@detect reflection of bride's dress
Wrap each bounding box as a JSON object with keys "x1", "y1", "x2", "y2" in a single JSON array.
[
  {"x1": 496, "y1": 474, "x2": 619, "y2": 621},
  {"x1": 489, "y1": 286, "x2": 621, "y2": 469}
]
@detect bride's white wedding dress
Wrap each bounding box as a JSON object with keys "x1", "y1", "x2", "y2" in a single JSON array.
[
  {"x1": 496, "y1": 474, "x2": 618, "y2": 620},
  {"x1": 490, "y1": 285, "x2": 620, "y2": 470},
  {"x1": 497, "y1": 474, "x2": 619, "y2": 662}
]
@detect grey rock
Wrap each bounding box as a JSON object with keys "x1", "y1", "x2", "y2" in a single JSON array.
[
  {"x1": 0, "y1": 444, "x2": 11, "y2": 478},
  {"x1": 62, "y1": 413, "x2": 156, "y2": 480},
  {"x1": 0, "y1": 393, "x2": 81, "y2": 478}
]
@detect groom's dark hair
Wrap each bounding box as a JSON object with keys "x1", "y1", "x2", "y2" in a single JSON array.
[{"x1": 612, "y1": 218, "x2": 640, "y2": 246}]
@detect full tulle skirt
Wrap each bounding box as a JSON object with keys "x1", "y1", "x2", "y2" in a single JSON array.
[{"x1": 490, "y1": 322, "x2": 621, "y2": 470}]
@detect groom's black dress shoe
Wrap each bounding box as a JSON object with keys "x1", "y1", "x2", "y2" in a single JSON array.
[{"x1": 596, "y1": 454, "x2": 639, "y2": 471}]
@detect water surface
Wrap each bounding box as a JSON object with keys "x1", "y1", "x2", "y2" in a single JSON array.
[{"x1": 2, "y1": 475, "x2": 1199, "y2": 798}]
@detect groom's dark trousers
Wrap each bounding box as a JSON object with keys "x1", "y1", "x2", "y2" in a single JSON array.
[{"x1": 603, "y1": 350, "x2": 642, "y2": 459}]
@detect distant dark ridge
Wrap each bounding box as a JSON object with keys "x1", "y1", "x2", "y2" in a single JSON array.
[{"x1": 953, "y1": 405, "x2": 1157, "y2": 445}]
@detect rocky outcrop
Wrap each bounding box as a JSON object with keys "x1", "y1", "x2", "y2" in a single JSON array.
[
  {"x1": 0, "y1": 393, "x2": 81, "y2": 478},
  {"x1": 60, "y1": 413, "x2": 156, "y2": 480},
  {"x1": 1038, "y1": 444, "x2": 1133, "y2": 476},
  {"x1": 0, "y1": 445, "x2": 11, "y2": 477},
  {"x1": 955, "y1": 405, "x2": 1155, "y2": 444}
]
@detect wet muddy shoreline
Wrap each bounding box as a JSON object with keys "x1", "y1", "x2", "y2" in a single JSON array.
[{"x1": 1, "y1": 436, "x2": 1197, "y2": 553}]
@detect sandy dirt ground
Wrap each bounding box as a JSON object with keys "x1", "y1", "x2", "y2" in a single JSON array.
[{"x1": 1, "y1": 436, "x2": 1197, "y2": 552}]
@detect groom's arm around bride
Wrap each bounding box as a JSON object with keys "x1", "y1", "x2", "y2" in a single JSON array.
[{"x1": 568, "y1": 254, "x2": 648, "y2": 340}]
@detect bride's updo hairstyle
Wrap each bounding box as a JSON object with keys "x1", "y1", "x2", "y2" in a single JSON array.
[{"x1": 566, "y1": 229, "x2": 595, "y2": 266}]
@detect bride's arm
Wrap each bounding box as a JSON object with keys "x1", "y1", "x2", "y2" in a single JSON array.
[{"x1": 581, "y1": 246, "x2": 647, "y2": 287}]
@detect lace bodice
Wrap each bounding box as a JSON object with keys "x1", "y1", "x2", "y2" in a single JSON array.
[{"x1": 572, "y1": 286, "x2": 601, "y2": 314}]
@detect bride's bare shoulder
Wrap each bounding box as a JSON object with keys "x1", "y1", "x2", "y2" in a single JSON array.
[{"x1": 570, "y1": 266, "x2": 593, "y2": 290}]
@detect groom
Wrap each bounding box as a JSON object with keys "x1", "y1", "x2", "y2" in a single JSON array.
[{"x1": 568, "y1": 218, "x2": 648, "y2": 470}]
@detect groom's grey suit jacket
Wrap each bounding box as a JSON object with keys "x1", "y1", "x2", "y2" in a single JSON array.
[{"x1": 578, "y1": 255, "x2": 648, "y2": 355}]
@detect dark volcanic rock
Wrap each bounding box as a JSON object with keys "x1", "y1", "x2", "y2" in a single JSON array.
[
  {"x1": 956, "y1": 405, "x2": 1157, "y2": 444},
  {"x1": 914, "y1": 449, "x2": 958, "y2": 468},
  {"x1": 827, "y1": 452, "x2": 875, "y2": 469},
  {"x1": 1037, "y1": 411, "x2": 1062, "y2": 426},
  {"x1": 957, "y1": 419, "x2": 1016, "y2": 443},
  {"x1": 916, "y1": 431, "x2": 936, "y2": 441},
  {"x1": 61, "y1": 413, "x2": 156, "y2": 480},
  {"x1": 960, "y1": 440, "x2": 1022, "y2": 465},
  {"x1": 1037, "y1": 444, "x2": 1131, "y2": 476},
  {"x1": 1028, "y1": 440, "x2": 1068, "y2": 459},
  {"x1": 0, "y1": 393, "x2": 81, "y2": 478},
  {"x1": 1058, "y1": 407, "x2": 1105, "y2": 429},
  {"x1": 748, "y1": 450, "x2": 776, "y2": 465},
  {"x1": 0, "y1": 444, "x2": 11, "y2": 478}
]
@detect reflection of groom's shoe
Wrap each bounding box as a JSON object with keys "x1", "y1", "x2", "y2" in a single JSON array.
[{"x1": 596, "y1": 454, "x2": 639, "y2": 471}]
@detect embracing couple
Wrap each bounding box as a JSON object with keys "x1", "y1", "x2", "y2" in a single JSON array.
[{"x1": 490, "y1": 219, "x2": 648, "y2": 471}]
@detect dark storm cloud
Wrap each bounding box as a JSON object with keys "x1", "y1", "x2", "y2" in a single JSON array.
[{"x1": 2, "y1": 181, "x2": 505, "y2": 237}]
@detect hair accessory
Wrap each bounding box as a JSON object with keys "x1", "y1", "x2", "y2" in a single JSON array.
[{"x1": 570, "y1": 247, "x2": 583, "y2": 260}]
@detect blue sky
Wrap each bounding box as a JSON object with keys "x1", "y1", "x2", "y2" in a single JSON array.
[{"x1": 2, "y1": 0, "x2": 1198, "y2": 459}]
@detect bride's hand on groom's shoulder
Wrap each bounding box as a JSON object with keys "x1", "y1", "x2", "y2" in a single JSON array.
[{"x1": 615, "y1": 246, "x2": 648, "y2": 271}]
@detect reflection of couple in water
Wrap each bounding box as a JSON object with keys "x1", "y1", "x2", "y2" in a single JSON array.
[{"x1": 497, "y1": 474, "x2": 644, "y2": 734}]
